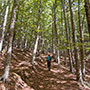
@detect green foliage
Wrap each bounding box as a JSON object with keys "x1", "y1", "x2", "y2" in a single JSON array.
[
  {"x1": 84, "y1": 33, "x2": 89, "y2": 37},
  {"x1": 1, "y1": 0, "x2": 89, "y2": 55},
  {"x1": 35, "y1": 29, "x2": 42, "y2": 32}
]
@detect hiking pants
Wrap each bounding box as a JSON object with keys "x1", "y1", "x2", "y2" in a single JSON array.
[{"x1": 47, "y1": 61, "x2": 51, "y2": 70}]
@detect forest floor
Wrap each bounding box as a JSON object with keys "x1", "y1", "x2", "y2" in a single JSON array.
[{"x1": 0, "y1": 48, "x2": 90, "y2": 90}]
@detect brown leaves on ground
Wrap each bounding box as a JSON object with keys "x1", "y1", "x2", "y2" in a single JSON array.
[
  {"x1": 0, "y1": 48, "x2": 90, "y2": 90},
  {"x1": 11, "y1": 72, "x2": 33, "y2": 90}
]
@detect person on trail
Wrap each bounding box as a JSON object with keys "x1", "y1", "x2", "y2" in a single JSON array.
[{"x1": 46, "y1": 54, "x2": 51, "y2": 71}]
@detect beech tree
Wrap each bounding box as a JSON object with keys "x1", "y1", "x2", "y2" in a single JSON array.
[
  {"x1": 61, "y1": 0, "x2": 73, "y2": 72},
  {"x1": 0, "y1": 0, "x2": 18, "y2": 82},
  {"x1": 0, "y1": 0, "x2": 10, "y2": 52},
  {"x1": 84, "y1": 0, "x2": 90, "y2": 39},
  {"x1": 68, "y1": 0, "x2": 84, "y2": 84},
  {"x1": 0, "y1": 0, "x2": 5, "y2": 19},
  {"x1": 78, "y1": 0, "x2": 85, "y2": 79},
  {"x1": 53, "y1": 0, "x2": 60, "y2": 64},
  {"x1": 32, "y1": 0, "x2": 42, "y2": 65}
]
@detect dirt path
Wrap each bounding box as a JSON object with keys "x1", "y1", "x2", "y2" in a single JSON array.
[
  {"x1": 28, "y1": 57, "x2": 88, "y2": 90},
  {"x1": 0, "y1": 49, "x2": 90, "y2": 90}
]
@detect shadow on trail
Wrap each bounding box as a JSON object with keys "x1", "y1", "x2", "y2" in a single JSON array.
[
  {"x1": 25, "y1": 56, "x2": 87, "y2": 90},
  {"x1": 0, "y1": 49, "x2": 90, "y2": 90}
]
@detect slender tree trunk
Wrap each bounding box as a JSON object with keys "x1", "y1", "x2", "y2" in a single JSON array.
[
  {"x1": 60, "y1": 7, "x2": 64, "y2": 56},
  {"x1": 0, "y1": 0, "x2": 17, "y2": 82},
  {"x1": 32, "y1": 0, "x2": 41, "y2": 65},
  {"x1": 25, "y1": 38, "x2": 28, "y2": 49},
  {"x1": 52, "y1": 7, "x2": 56, "y2": 56},
  {"x1": 53, "y1": 0, "x2": 60, "y2": 64},
  {"x1": 29, "y1": 29, "x2": 33, "y2": 49},
  {"x1": 68, "y1": 17, "x2": 75, "y2": 66},
  {"x1": 0, "y1": 0, "x2": 10, "y2": 52},
  {"x1": 78, "y1": 0, "x2": 85, "y2": 78},
  {"x1": 52, "y1": 23, "x2": 54, "y2": 54},
  {"x1": 32, "y1": 35, "x2": 39, "y2": 64},
  {"x1": 52, "y1": 9, "x2": 54, "y2": 54},
  {"x1": 0, "y1": 0, "x2": 5, "y2": 20},
  {"x1": 54, "y1": 0, "x2": 58, "y2": 47},
  {"x1": 67, "y1": 14, "x2": 74, "y2": 69},
  {"x1": 84, "y1": 0, "x2": 90, "y2": 39},
  {"x1": 61, "y1": 0, "x2": 73, "y2": 72},
  {"x1": 13, "y1": 6, "x2": 19, "y2": 48},
  {"x1": 41, "y1": 38, "x2": 45, "y2": 53},
  {"x1": 0, "y1": 0, "x2": 5, "y2": 11},
  {"x1": 57, "y1": 39, "x2": 60, "y2": 64},
  {"x1": 61, "y1": 6, "x2": 64, "y2": 36},
  {"x1": 69, "y1": 0, "x2": 84, "y2": 84}
]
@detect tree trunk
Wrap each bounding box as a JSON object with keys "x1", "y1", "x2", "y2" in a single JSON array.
[
  {"x1": 61, "y1": 0, "x2": 73, "y2": 72},
  {"x1": 0, "y1": 0, "x2": 10, "y2": 52},
  {"x1": 32, "y1": 0, "x2": 41, "y2": 65},
  {"x1": 0, "y1": 0, "x2": 17, "y2": 82},
  {"x1": 53, "y1": 0, "x2": 60, "y2": 64},
  {"x1": 52, "y1": 9, "x2": 54, "y2": 54},
  {"x1": 52, "y1": 7, "x2": 56, "y2": 56},
  {"x1": 32, "y1": 35, "x2": 39, "y2": 64},
  {"x1": 69, "y1": 0, "x2": 84, "y2": 84},
  {"x1": 78, "y1": 0, "x2": 85, "y2": 78},
  {"x1": 0, "y1": 0, "x2": 5, "y2": 20},
  {"x1": 84, "y1": 0, "x2": 90, "y2": 39},
  {"x1": 25, "y1": 38, "x2": 28, "y2": 49},
  {"x1": 67, "y1": 14, "x2": 74, "y2": 71},
  {"x1": 60, "y1": 7, "x2": 64, "y2": 55}
]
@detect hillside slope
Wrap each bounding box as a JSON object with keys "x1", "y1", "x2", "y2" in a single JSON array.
[{"x1": 0, "y1": 48, "x2": 90, "y2": 90}]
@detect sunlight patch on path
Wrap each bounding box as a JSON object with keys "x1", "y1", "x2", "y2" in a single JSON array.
[{"x1": 51, "y1": 69, "x2": 61, "y2": 73}]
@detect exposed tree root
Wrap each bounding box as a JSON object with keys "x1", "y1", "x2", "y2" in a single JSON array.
[
  {"x1": 11, "y1": 72, "x2": 31, "y2": 90},
  {"x1": 79, "y1": 80, "x2": 90, "y2": 88},
  {"x1": 32, "y1": 61, "x2": 38, "y2": 66},
  {"x1": 0, "y1": 76, "x2": 8, "y2": 83},
  {"x1": 84, "y1": 81, "x2": 90, "y2": 87}
]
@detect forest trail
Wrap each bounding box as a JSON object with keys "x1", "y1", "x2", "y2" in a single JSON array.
[{"x1": 0, "y1": 48, "x2": 90, "y2": 90}]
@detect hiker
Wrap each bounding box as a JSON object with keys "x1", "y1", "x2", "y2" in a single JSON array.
[{"x1": 46, "y1": 54, "x2": 51, "y2": 71}]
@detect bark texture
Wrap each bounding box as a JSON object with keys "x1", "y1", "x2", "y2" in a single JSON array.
[
  {"x1": 0, "y1": 0, "x2": 17, "y2": 82},
  {"x1": 84, "y1": 0, "x2": 90, "y2": 39},
  {"x1": 0, "y1": 0, "x2": 10, "y2": 52},
  {"x1": 69, "y1": 0, "x2": 84, "y2": 84},
  {"x1": 78, "y1": 0, "x2": 85, "y2": 79},
  {"x1": 32, "y1": 0, "x2": 41, "y2": 65},
  {"x1": 61, "y1": 0, "x2": 73, "y2": 72}
]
